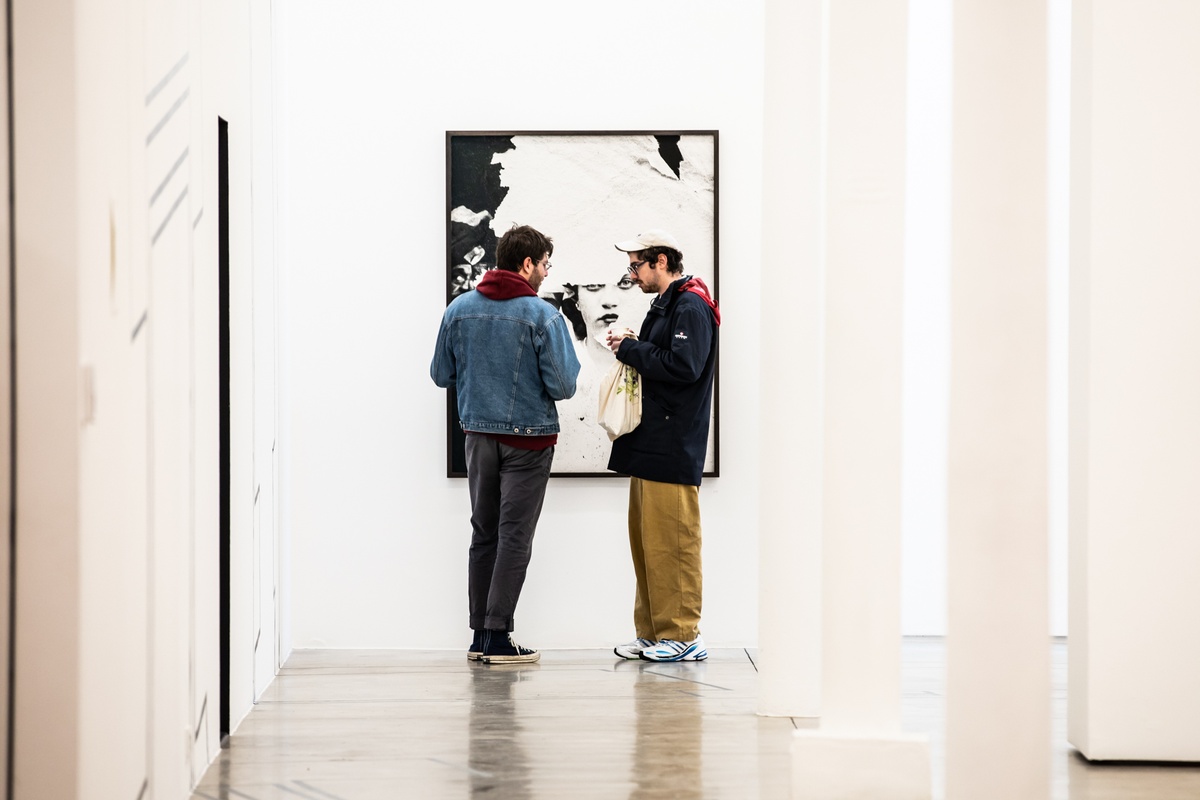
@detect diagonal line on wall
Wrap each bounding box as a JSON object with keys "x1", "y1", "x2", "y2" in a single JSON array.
[
  {"x1": 146, "y1": 88, "x2": 190, "y2": 147},
  {"x1": 194, "y1": 693, "x2": 207, "y2": 740},
  {"x1": 150, "y1": 147, "x2": 188, "y2": 207},
  {"x1": 131, "y1": 310, "x2": 148, "y2": 343},
  {"x1": 145, "y1": 52, "x2": 188, "y2": 107},
  {"x1": 151, "y1": 186, "x2": 188, "y2": 246}
]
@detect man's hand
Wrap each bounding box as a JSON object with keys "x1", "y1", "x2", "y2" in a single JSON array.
[{"x1": 605, "y1": 327, "x2": 636, "y2": 353}]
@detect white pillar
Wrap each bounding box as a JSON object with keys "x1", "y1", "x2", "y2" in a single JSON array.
[
  {"x1": 818, "y1": 0, "x2": 908, "y2": 730},
  {"x1": 12, "y1": 0, "x2": 83, "y2": 797},
  {"x1": 945, "y1": 2, "x2": 1050, "y2": 798},
  {"x1": 788, "y1": 1, "x2": 931, "y2": 795},
  {"x1": 1068, "y1": 0, "x2": 1200, "y2": 762},
  {"x1": 758, "y1": 0, "x2": 824, "y2": 720}
]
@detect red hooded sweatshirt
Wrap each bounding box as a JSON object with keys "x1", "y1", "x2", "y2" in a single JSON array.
[
  {"x1": 678, "y1": 276, "x2": 721, "y2": 326},
  {"x1": 476, "y1": 268, "x2": 538, "y2": 301}
]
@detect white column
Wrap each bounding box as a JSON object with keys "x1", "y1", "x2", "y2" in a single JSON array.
[
  {"x1": 12, "y1": 0, "x2": 83, "y2": 797},
  {"x1": 945, "y1": 2, "x2": 1050, "y2": 799},
  {"x1": 1068, "y1": 0, "x2": 1200, "y2": 762},
  {"x1": 788, "y1": 1, "x2": 931, "y2": 796},
  {"x1": 818, "y1": 0, "x2": 907, "y2": 730},
  {"x1": 757, "y1": 0, "x2": 824, "y2": 720}
]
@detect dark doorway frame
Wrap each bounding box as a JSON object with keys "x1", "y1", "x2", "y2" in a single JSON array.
[{"x1": 217, "y1": 116, "x2": 231, "y2": 743}]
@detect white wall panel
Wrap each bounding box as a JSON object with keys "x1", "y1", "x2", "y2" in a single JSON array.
[
  {"x1": 945, "y1": 1, "x2": 1050, "y2": 797},
  {"x1": 74, "y1": 0, "x2": 154, "y2": 792},
  {"x1": 281, "y1": 0, "x2": 765, "y2": 649},
  {"x1": 12, "y1": 0, "x2": 84, "y2": 794},
  {"x1": 1068, "y1": 0, "x2": 1200, "y2": 762},
  {"x1": 250, "y1": 0, "x2": 280, "y2": 697}
]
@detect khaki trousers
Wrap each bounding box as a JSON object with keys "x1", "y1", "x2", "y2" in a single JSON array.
[{"x1": 628, "y1": 477, "x2": 703, "y2": 642}]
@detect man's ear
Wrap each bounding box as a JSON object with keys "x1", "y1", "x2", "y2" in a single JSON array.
[{"x1": 656, "y1": 253, "x2": 669, "y2": 269}]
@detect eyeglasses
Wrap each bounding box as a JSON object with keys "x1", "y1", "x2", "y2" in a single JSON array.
[{"x1": 627, "y1": 260, "x2": 648, "y2": 276}]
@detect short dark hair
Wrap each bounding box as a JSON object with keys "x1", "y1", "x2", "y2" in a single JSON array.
[
  {"x1": 495, "y1": 224, "x2": 553, "y2": 272},
  {"x1": 637, "y1": 246, "x2": 684, "y2": 275}
]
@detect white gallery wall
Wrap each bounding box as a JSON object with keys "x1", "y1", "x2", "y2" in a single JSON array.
[
  {"x1": 281, "y1": 0, "x2": 766, "y2": 649},
  {"x1": 901, "y1": 0, "x2": 954, "y2": 638},
  {"x1": 280, "y1": 0, "x2": 1071, "y2": 648}
]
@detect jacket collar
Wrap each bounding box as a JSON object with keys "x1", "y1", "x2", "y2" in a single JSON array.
[{"x1": 649, "y1": 275, "x2": 691, "y2": 314}]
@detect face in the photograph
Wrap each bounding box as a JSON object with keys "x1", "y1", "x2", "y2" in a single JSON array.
[{"x1": 574, "y1": 273, "x2": 638, "y2": 339}]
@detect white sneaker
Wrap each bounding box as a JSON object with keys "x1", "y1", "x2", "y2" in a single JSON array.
[
  {"x1": 614, "y1": 637, "x2": 655, "y2": 660},
  {"x1": 638, "y1": 636, "x2": 708, "y2": 662}
]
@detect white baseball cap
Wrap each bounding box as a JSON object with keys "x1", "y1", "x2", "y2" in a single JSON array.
[{"x1": 614, "y1": 228, "x2": 681, "y2": 253}]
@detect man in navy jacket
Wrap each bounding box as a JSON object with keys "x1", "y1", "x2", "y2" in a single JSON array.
[
  {"x1": 606, "y1": 229, "x2": 720, "y2": 663},
  {"x1": 431, "y1": 224, "x2": 580, "y2": 663}
]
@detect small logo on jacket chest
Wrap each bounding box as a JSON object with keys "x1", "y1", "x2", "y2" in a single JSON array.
[{"x1": 674, "y1": 330, "x2": 688, "y2": 340}]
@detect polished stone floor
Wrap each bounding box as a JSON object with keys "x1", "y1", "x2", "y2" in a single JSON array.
[{"x1": 191, "y1": 639, "x2": 1200, "y2": 799}]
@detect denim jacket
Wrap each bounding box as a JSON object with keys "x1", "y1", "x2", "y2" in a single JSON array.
[{"x1": 431, "y1": 285, "x2": 580, "y2": 436}]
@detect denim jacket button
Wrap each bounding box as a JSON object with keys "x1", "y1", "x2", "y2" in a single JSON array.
[
  {"x1": 525, "y1": 428, "x2": 532, "y2": 434},
  {"x1": 513, "y1": 427, "x2": 520, "y2": 433}
]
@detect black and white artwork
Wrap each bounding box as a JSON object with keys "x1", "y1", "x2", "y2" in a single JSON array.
[{"x1": 446, "y1": 131, "x2": 719, "y2": 477}]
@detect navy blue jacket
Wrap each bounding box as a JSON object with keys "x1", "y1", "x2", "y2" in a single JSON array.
[{"x1": 607, "y1": 276, "x2": 718, "y2": 486}]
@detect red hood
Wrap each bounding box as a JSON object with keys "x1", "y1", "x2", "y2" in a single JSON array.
[
  {"x1": 678, "y1": 277, "x2": 721, "y2": 326},
  {"x1": 477, "y1": 269, "x2": 537, "y2": 300}
]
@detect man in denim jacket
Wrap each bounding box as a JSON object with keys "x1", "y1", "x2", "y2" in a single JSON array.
[
  {"x1": 605, "y1": 229, "x2": 720, "y2": 663},
  {"x1": 431, "y1": 224, "x2": 581, "y2": 663}
]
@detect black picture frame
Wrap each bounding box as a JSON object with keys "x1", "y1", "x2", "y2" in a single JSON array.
[{"x1": 444, "y1": 130, "x2": 720, "y2": 478}]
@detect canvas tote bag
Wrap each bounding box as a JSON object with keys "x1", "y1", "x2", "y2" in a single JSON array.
[{"x1": 597, "y1": 340, "x2": 642, "y2": 441}]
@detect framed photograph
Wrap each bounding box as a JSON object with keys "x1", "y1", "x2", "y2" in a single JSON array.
[{"x1": 445, "y1": 130, "x2": 719, "y2": 478}]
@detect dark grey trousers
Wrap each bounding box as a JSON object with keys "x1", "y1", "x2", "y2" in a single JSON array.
[{"x1": 465, "y1": 433, "x2": 554, "y2": 632}]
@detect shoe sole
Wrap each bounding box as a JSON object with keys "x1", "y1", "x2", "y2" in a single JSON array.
[
  {"x1": 639, "y1": 653, "x2": 707, "y2": 662},
  {"x1": 467, "y1": 652, "x2": 482, "y2": 661},
  {"x1": 481, "y1": 652, "x2": 540, "y2": 664},
  {"x1": 614, "y1": 647, "x2": 644, "y2": 660}
]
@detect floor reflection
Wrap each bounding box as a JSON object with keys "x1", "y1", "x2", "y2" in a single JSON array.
[
  {"x1": 630, "y1": 661, "x2": 705, "y2": 800},
  {"x1": 467, "y1": 661, "x2": 538, "y2": 798}
]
